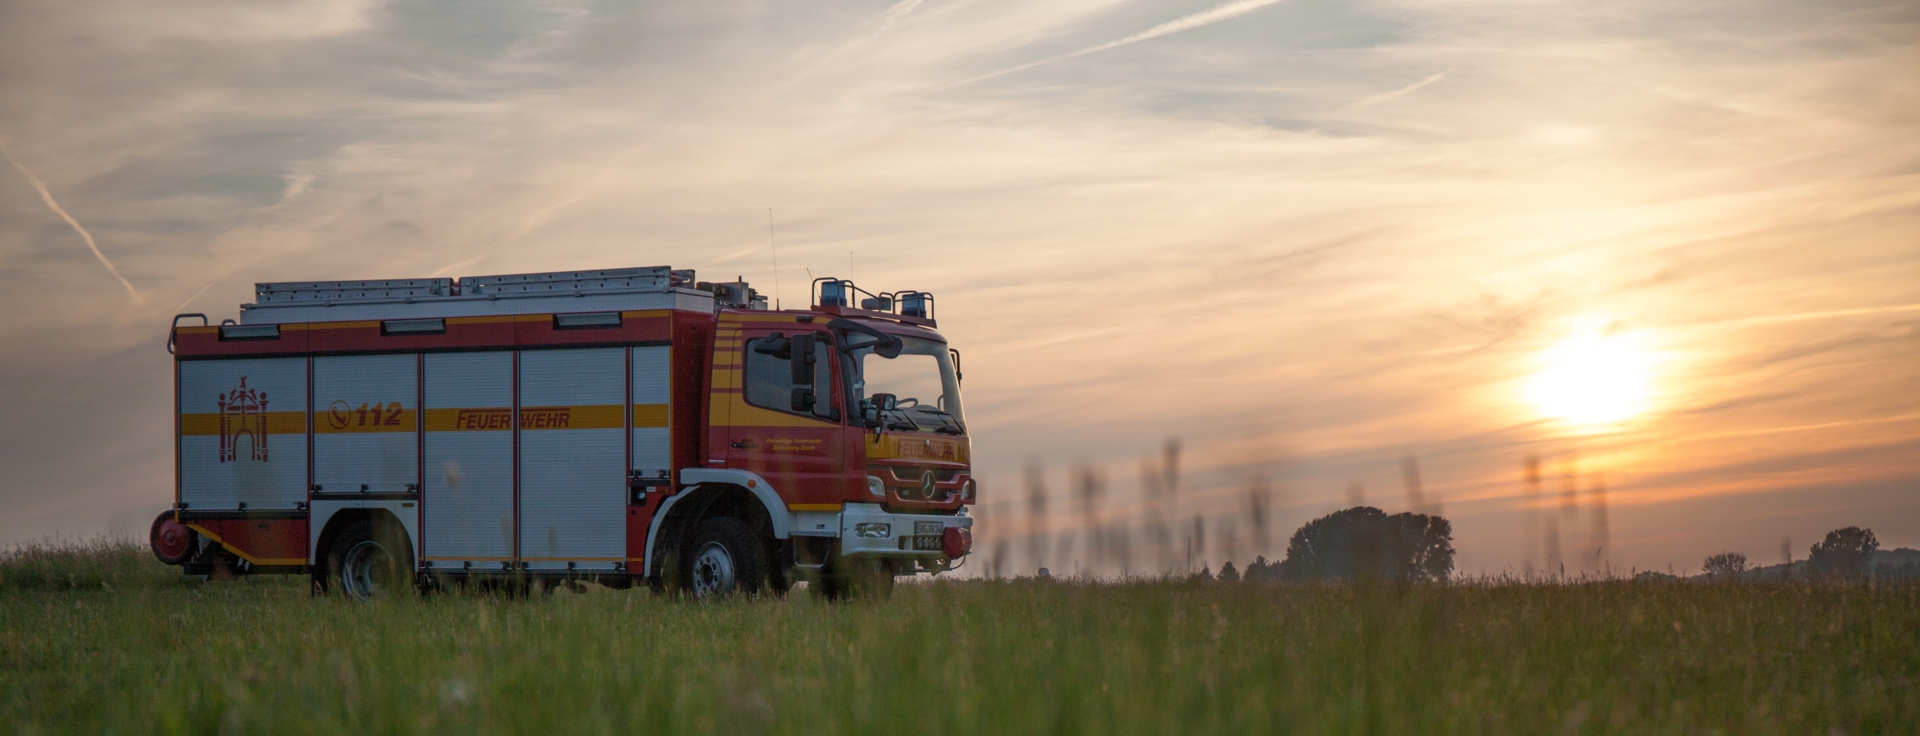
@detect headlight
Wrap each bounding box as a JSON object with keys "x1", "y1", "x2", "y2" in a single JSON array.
[
  {"x1": 961, "y1": 478, "x2": 976, "y2": 501},
  {"x1": 866, "y1": 475, "x2": 885, "y2": 496},
  {"x1": 853, "y1": 522, "x2": 891, "y2": 539}
]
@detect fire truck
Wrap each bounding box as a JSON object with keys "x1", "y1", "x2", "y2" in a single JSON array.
[{"x1": 150, "y1": 266, "x2": 974, "y2": 600}]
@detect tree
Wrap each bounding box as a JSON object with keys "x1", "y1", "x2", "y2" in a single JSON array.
[
  {"x1": 1276, "y1": 506, "x2": 1454, "y2": 583},
  {"x1": 1702, "y1": 552, "x2": 1747, "y2": 579},
  {"x1": 1807, "y1": 527, "x2": 1878, "y2": 580},
  {"x1": 1218, "y1": 561, "x2": 1240, "y2": 582},
  {"x1": 1244, "y1": 555, "x2": 1276, "y2": 582}
]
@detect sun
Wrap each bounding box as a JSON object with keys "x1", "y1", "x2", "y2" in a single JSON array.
[{"x1": 1526, "y1": 325, "x2": 1655, "y2": 426}]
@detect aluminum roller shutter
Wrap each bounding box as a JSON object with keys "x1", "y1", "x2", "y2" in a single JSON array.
[
  {"x1": 422, "y1": 351, "x2": 514, "y2": 565},
  {"x1": 178, "y1": 358, "x2": 309, "y2": 511},
  {"x1": 631, "y1": 345, "x2": 671, "y2": 481},
  {"x1": 518, "y1": 348, "x2": 625, "y2": 571},
  {"x1": 312, "y1": 354, "x2": 419, "y2": 492}
]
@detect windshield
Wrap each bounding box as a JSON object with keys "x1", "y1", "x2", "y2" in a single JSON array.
[{"x1": 847, "y1": 334, "x2": 965, "y2": 430}]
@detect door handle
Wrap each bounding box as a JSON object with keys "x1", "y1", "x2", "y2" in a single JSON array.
[{"x1": 731, "y1": 440, "x2": 759, "y2": 449}]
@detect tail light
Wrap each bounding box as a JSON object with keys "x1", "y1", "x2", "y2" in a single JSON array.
[{"x1": 941, "y1": 527, "x2": 972, "y2": 559}]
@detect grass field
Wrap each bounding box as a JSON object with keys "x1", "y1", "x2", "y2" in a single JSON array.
[{"x1": 2, "y1": 540, "x2": 1915, "y2": 734}]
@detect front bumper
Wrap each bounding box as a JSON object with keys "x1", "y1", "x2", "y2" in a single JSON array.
[{"x1": 838, "y1": 503, "x2": 973, "y2": 557}]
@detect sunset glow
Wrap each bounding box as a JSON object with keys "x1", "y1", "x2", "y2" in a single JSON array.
[
  {"x1": 1527, "y1": 326, "x2": 1656, "y2": 427},
  {"x1": 0, "y1": 0, "x2": 1915, "y2": 576}
]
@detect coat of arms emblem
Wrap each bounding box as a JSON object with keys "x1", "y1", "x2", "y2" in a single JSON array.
[{"x1": 218, "y1": 377, "x2": 269, "y2": 463}]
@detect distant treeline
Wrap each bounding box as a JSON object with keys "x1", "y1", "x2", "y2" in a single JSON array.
[
  {"x1": 1191, "y1": 509, "x2": 1915, "y2": 585},
  {"x1": 1192, "y1": 506, "x2": 1454, "y2": 584},
  {"x1": 1683, "y1": 527, "x2": 1918, "y2": 583}
]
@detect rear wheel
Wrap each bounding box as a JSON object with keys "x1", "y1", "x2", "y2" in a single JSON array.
[
  {"x1": 327, "y1": 518, "x2": 416, "y2": 603},
  {"x1": 681, "y1": 517, "x2": 766, "y2": 599}
]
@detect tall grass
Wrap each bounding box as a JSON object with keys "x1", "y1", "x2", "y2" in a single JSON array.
[
  {"x1": 0, "y1": 547, "x2": 1914, "y2": 734},
  {"x1": 0, "y1": 536, "x2": 180, "y2": 591}
]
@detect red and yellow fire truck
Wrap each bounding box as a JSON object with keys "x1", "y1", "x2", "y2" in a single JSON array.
[{"x1": 151, "y1": 266, "x2": 973, "y2": 600}]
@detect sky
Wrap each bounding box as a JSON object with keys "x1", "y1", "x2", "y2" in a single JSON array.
[{"x1": 1, "y1": 0, "x2": 1916, "y2": 577}]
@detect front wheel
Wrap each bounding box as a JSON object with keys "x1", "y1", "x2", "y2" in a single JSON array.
[
  {"x1": 681, "y1": 517, "x2": 767, "y2": 599},
  {"x1": 327, "y1": 518, "x2": 416, "y2": 603}
]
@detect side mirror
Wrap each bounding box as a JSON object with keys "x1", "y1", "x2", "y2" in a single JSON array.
[
  {"x1": 752, "y1": 332, "x2": 791, "y2": 358},
  {"x1": 874, "y1": 338, "x2": 902, "y2": 359},
  {"x1": 790, "y1": 333, "x2": 815, "y2": 383},
  {"x1": 871, "y1": 392, "x2": 898, "y2": 412},
  {"x1": 790, "y1": 388, "x2": 815, "y2": 413}
]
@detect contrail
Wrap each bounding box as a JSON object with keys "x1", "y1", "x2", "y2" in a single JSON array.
[
  {"x1": 786, "y1": 0, "x2": 926, "y2": 86},
  {"x1": 1352, "y1": 69, "x2": 1451, "y2": 108},
  {"x1": 960, "y1": 0, "x2": 1286, "y2": 85},
  {"x1": 169, "y1": 280, "x2": 218, "y2": 316},
  {"x1": 0, "y1": 136, "x2": 144, "y2": 305}
]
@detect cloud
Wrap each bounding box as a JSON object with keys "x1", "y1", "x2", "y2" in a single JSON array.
[
  {"x1": 958, "y1": 0, "x2": 1288, "y2": 84},
  {"x1": 0, "y1": 136, "x2": 144, "y2": 306},
  {"x1": 1350, "y1": 70, "x2": 1452, "y2": 108},
  {"x1": 0, "y1": 0, "x2": 1916, "y2": 571}
]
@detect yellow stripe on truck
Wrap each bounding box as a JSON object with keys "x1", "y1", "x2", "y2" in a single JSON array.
[
  {"x1": 314, "y1": 408, "x2": 418, "y2": 434},
  {"x1": 519, "y1": 405, "x2": 624, "y2": 431},
  {"x1": 425, "y1": 408, "x2": 513, "y2": 432},
  {"x1": 631, "y1": 404, "x2": 669, "y2": 428},
  {"x1": 179, "y1": 412, "x2": 307, "y2": 436}
]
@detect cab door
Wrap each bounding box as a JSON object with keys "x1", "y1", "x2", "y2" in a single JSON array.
[{"x1": 723, "y1": 327, "x2": 846, "y2": 504}]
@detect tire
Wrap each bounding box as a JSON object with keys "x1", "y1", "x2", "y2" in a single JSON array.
[
  {"x1": 326, "y1": 518, "x2": 416, "y2": 603},
  {"x1": 681, "y1": 517, "x2": 767, "y2": 599},
  {"x1": 820, "y1": 555, "x2": 895, "y2": 602}
]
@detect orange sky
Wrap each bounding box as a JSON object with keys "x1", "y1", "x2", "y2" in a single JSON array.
[{"x1": 1, "y1": 0, "x2": 1915, "y2": 575}]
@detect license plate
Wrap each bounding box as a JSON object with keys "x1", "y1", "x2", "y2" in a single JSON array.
[
  {"x1": 911, "y1": 536, "x2": 943, "y2": 551},
  {"x1": 915, "y1": 521, "x2": 943, "y2": 536}
]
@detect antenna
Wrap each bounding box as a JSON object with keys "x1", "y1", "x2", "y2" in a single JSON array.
[{"x1": 768, "y1": 208, "x2": 781, "y2": 310}]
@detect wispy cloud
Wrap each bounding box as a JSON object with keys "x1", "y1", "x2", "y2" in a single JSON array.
[
  {"x1": 1350, "y1": 69, "x2": 1452, "y2": 109},
  {"x1": 960, "y1": 0, "x2": 1286, "y2": 84},
  {"x1": 0, "y1": 135, "x2": 144, "y2": 306}
]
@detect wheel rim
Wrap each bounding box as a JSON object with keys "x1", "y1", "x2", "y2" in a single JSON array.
[
  {"x1": 340, "y1": 540, "x2": 392, "y2": 602},
  {"x1": 690, "y1": 541, "x2": 736, "y2": 598}
]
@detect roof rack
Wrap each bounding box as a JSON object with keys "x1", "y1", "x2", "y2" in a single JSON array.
[{"x1": 240, "y1": 266, "x2": 711, "y2": 324}]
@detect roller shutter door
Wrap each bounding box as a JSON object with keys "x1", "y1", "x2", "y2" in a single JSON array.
[
  {"x1": 312, "y1": 354, "x2": 419, "y2": 493},
  {"x1": 178, "y1": 358, "x2": 309, "y2": 511},
  {"x1": 422, "y1": 352, "x2": 514, "y2": 566},
  {"x1": 631, "y1": 345, "x2": 671, "y2": 482},
  {"x1": 518, "y1": 348, "x2": 625, "y2": 571}
]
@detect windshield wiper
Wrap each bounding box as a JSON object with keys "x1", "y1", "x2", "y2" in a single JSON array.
[{"x1": 883, "y1": 409, "x2": 922, "y2": 432}]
